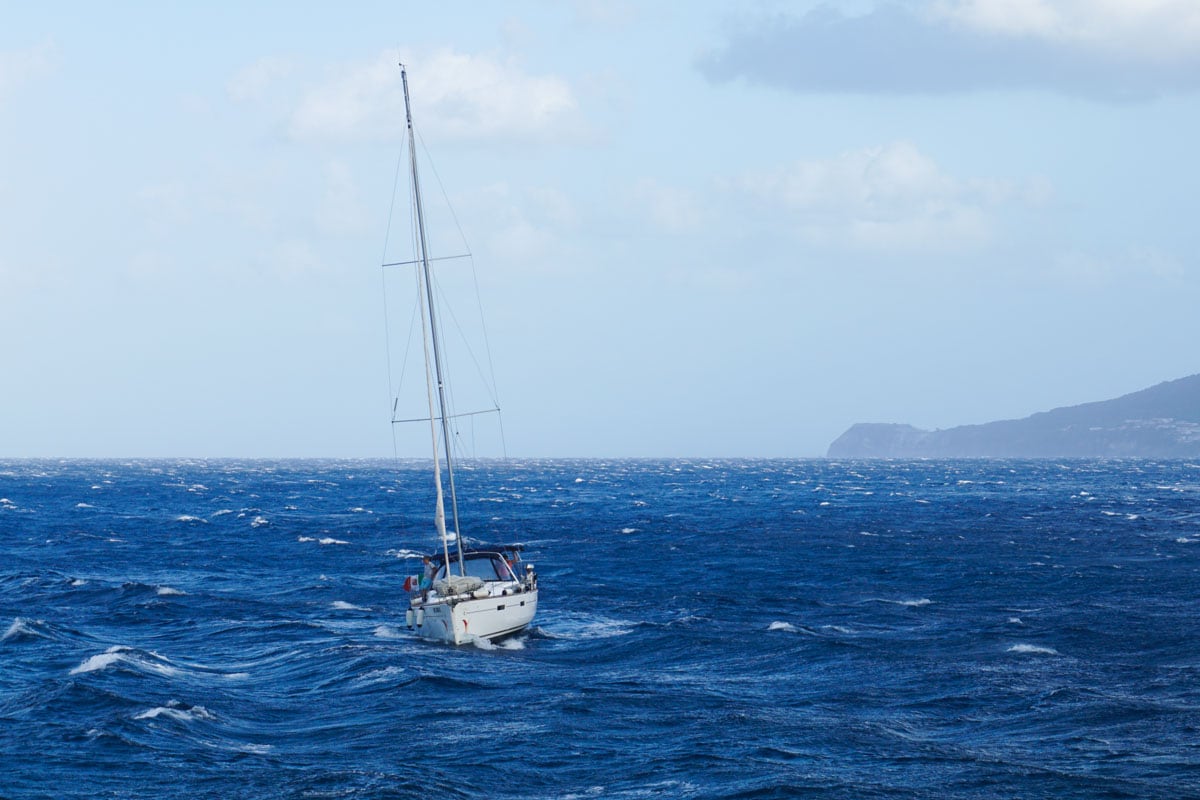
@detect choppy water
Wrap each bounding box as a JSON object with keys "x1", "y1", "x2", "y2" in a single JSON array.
[{"x1": 2, "y1": 458, "x2": 1200, "y2": 799}]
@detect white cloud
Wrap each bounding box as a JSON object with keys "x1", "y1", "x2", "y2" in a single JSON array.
[
  {"x1": 571, "y1": 0, "x2": 638, "y2": 30},
  {"x1": 526, "y1": 186, "x2": 580, "y2": 229},
  {"x1": 317, "y1": 160, "x2": 369, "y2": 236},
  {"x1": 447, "y1": 182, "x2": 580, "y2": 272},
  {"x1": 931, "y1": 0, "x2": 1200, "y2": 62},
  {"x1": 260, "y1": 238, "x2": 324, "y2": 281},
  {"x1": 699, "y1": 2, "x2": 1200, "y2": 99},
  {"x1": 289, "y1": 49, "x2": 582, "y2": 143},
  {"x1": 633, "y1": 179, "x2": 706, "y2": 234},
  {"x1": 0, "y1": 41, "x2": 54, "y2": 105},
  {"x1": 1050, "y1": 245, "x2": 1187, "y2": 286},
  {"x1": 227, "y1": 56, "x2": 294, "y2": 103},
  {"x1": 735, "y1": 142, "x2": 1016, "y2": 250}
]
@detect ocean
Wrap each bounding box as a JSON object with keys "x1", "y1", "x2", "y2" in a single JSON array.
[{"x1": 2, "y1": 458, "x2": 1199, "y2": 799}]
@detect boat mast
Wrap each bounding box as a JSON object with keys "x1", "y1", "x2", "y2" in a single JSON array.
[{"x1": 401, "y1": 63, "x2": 465, "y2": 576}]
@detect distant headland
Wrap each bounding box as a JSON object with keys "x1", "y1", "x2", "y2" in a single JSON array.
[{"x1": 828, "y1": 374, "x2": 1200, "y2": 458}]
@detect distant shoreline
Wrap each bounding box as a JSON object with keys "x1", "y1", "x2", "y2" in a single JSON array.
[{"x1": 829, "y1": 374, "x2": 1200, "y2": 458}]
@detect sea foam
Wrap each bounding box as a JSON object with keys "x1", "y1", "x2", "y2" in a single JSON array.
[
  {"x1": 1008, "y1": 643, "x2": 1059, "y2": 655},
  {"x1": 3, "y1": 617, "x2": 47, "y2": 641},
  {"x1": 135, "y1": 702, "x2": 215, "y2": 722},
  {"x1": 331, "y1": 601, "x2": 367, "y2": 611},
  {"x1": 70, "y1": 646, "x2": 181, "y2": 677}
]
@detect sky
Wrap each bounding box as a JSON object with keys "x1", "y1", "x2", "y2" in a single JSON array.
[{"x1": 2, "y1": 0, "x2": 1198, "y2": 458}]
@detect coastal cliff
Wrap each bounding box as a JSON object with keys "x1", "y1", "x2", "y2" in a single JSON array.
[{"x1": 828, "y1": 374, "x2": 1200, "y2": 458}]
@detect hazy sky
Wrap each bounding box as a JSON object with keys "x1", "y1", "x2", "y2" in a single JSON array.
[{"x1": 3, "y1": 1, "x2": 1198, "y2": 458}]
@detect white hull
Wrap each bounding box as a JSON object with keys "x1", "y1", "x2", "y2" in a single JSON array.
[{"x1": 415, "y1": 587, "x2": 538, "y2": 645}]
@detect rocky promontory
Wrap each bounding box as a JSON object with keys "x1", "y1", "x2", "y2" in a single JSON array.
[{"x1": 828, "y1": 374, "x2": 1200, "y2": 458}]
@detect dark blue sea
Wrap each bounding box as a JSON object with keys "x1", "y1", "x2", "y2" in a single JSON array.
[{"x1": 3, "y1": 458, "x2": 1200, "y2": 799}]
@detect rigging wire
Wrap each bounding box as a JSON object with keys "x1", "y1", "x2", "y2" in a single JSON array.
[
  {"x1": 378, "y1": 112, "x2": 416, "y2": 543},
  {"x1": 415, "y1": 128, "x2": 509, "y2": 460},
  {"x1": 386, "y1": 119, "x2": 508, "y2": 478},
  {"x1": 380, "y1": 128, "x2": 409, "y2": 463}
]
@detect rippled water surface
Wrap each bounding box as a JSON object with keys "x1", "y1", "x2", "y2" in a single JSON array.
[{"x1": 2, "y1": 458, "x2": 1200, "y2": 798}]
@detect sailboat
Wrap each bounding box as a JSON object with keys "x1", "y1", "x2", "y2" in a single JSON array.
[{"x1": 391, "y1": 63, "x2": 539, "y2": 645}]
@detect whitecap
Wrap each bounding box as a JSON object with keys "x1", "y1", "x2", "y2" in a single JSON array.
[
  {"x1": 297, "y1": 536, "x2": 316, "y2": 542},
  {"x1": 574, "y1": 477, "x2": 585, "y2": 483},
  {"x1": 331, "y1": 601, "x2": 367, "y2": 611},
  {"x1": 70, "y1": 648, "x2": 129, "y2": 675},
  {"x1": 1008, "y1": 643, "x2": 1058, "y2": 655},
  {"x1": 874, "y1": 598, "x2": 933, "y2": 607},
  {"x1": 3, "y1": 617, "x2": 46, "y2": 641},
  {"x1": 135, "y1": 702, "x2": 215, "y2": 722},
  {"x1": 373, "y1": 625, "x2": 406, "y2": 639},
  {"x1": 541, "y1": 614, "x2": 634, "y2": 640},
  {"x1": 388, "y1": 549, "x2": 425, "y2": 559},
  {"x1": 175, "y1": 515, "x2": 207, "y2": 524},
  {"x1": 250, "y1": 516, "x2": 270, "y2": 528},
  {"x1": 355, "y1": 665, "x2": 409, "y2": 685},
  {"x1": 70, "y1": 646, "x2": 180, "y2": 677},
  {"x1": 156, "y1": 586, "x2": 186, "y2": 597},
  {"x1": 620, "y1": 527, "x2": 637, "y2": 534},
  {"x1": 70, "y1": 578, "x2": 87, "y2": 587},
  {"x1": 319, "y1": 537, "x2": 349, "y2": 545},
  {"x1": 768, "y1": 621, "x2": 797, "y2": 633},
  {"x1": 75, "y1": 502, "x2": 94, "y2": 509}
]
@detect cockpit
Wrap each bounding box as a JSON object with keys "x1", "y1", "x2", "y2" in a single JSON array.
[{"x1": 434, "y1": 552, "x2": 517, "y2": 583}]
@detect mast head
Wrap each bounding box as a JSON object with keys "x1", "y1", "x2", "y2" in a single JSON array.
[{"x1": 399, "y1": 61, "x2": 413, "y2": 127}]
